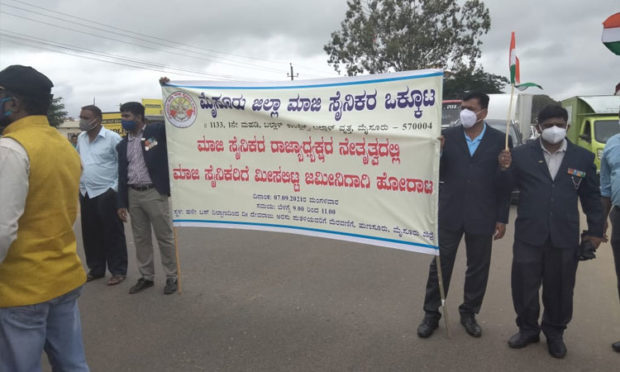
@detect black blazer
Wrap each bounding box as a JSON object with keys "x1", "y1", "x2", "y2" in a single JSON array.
[
  {"x1": 508, "y1": 139, "x2": 604, "y2": 248},
  {"x1": 439, "y1": 124, "x2": 512, "y2": 235},
  {"x1": 116, "y1": 122, "x2": 170, "y2": 208}
]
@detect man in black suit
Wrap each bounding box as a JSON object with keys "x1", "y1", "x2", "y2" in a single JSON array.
[
  {"x1": 417, "y1": 92, "x2": 512, "y2": 338},
  {"x1": 116, "y1": 102, "x2": 178, "y2": 295},
  {"x1": 502, "y1": 104, "x2": 604, "y2": 358}
]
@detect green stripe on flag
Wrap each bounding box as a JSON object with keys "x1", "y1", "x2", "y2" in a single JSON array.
[
  {"x1": 510, "y1": 65, "x2": 516, "y2": 84},
  {"x1": 604, "y1": 41, "x2": 620, "y2": 55},
  {"x1": 515, "y1": 82, "x2": 543, "y2": 91}
]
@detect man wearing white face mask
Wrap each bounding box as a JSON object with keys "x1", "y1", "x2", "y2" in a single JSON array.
[
  {"x1": 76, "y1": 105, "x2": 127, "y2": 286},
  {"x1": 501, "y1": 104, "x2": 604, "y2": 358},
  {"x1": 418, "y1": 92, "x2": 512, "y2": 339}
]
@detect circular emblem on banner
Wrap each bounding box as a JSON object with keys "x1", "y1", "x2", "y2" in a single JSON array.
[{"x1": 164, "y1": 91, "x2": 197, "y2": 128}]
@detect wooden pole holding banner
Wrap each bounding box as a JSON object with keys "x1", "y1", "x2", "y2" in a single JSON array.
[
  {"x1": 505, "y1": 84, "x2": 516, "y2": 149},
  {"x1": 173, "y1": 227, "x2": 182, "y2": 294},
  {"x1": 434, "y1": 254, "x2": 451, "y2": 337}
]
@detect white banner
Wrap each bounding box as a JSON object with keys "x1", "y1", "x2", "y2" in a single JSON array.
[{"x1": 162, "y1": 70, "x2": 442, "y2": 255}]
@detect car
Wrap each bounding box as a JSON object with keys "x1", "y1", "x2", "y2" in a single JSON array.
[
  {"x1": 442, "y1": 100, "x2": 461, "y2": 128},
  {"x1": 485, "y1": 119, "x2": 524, "y2": 147}
]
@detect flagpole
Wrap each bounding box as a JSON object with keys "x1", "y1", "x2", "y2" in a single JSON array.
[
  {"x1": 435, "y1": 254, "x2": 451, "y2": 338},
  {"x1": 505, "y1": 84, "x2": 515, "y2": 150}
]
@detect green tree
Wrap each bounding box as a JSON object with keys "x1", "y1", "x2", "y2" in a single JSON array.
[
  {"x1": 324, "y1": 0, "x2": 491, "y2": 75},
  {"x1": 47, "y1": 96, "x2": 68, "y2": 127},
  {"x1": 443, "y1": 68, "x2": 509, "y2": 99}
]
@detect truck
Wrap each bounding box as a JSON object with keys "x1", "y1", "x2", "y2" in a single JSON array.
[{"x1": 562, "y1": 96, "x2": 620, "y2": 171}]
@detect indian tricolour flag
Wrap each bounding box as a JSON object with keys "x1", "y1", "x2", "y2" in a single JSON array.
[
  {"x1": 509, "y1": 32, "x2": 542, "y2": 91},
  {"x1": 603, "y1": 12, "x2": 620, "y2": 55}
]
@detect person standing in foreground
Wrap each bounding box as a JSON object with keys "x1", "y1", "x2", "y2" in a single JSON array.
[
  {"x1": 77, "y1": 104, "x2": 128, "y2": 285},
  {"x1": 502, "y1": 104, "x2": 604, "y2": 358},
  {"x1": 599, "y1": 107, "x2": 620, "y2": 353},
  {"x1": 116, "y1": 101, "x2": 178, "y2": 295},
  {"x1": 0, "y1": 65, "x2": 89, "y2": 371},
  {"x1": 417, "y1": 91, "x2": 512, "y2": 338}
]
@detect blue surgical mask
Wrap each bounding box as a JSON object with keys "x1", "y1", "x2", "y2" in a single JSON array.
[
  {"x1": 121, "y1": 120, "x2": 137, "y2": 131},
  {"x1": 0, "y1": 96, "x2": 14, "y2": 128},
  {"x1": 0, "y1": 96, "x2": 14, "y2": 118}
]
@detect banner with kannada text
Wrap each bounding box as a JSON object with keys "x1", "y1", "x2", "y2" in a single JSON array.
[{"x1": 162, "y1": 70, "x2": 441, "y2": 255}]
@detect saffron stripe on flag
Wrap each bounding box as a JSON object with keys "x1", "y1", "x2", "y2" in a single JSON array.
[{"x1": 603, "y1": 12, "x2": 620, "y2": 29}]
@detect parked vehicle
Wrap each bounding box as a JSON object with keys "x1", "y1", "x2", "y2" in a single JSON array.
[
  {"x1": 486, "y1": 119, "x2": 524, "y2": 147},
  {"x1": 486, "y1": 119, "x2": 522, "y2": 204},
  {"x1": 562, "y1": 96, "x2": 620, "y2": 172},
  {"x1": 442, "y1": 100, "x2": 461, "y2": 128}
]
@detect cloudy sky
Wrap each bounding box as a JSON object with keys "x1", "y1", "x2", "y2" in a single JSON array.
[{"x1": 0, "y1": 0, "x2": 618, "y2": 117}]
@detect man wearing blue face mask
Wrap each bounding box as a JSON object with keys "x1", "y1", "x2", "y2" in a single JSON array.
[
  {"x1": 116, "y1": 101, "x2": 178, "y2": 295},
  {"x1": 417, "y1": 91, "x2": 512, "y2": 339},
  {"x1": 501, "y1": 104, "x2": 604, "y2": 358}
]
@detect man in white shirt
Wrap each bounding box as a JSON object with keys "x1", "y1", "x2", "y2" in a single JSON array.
[{"x1": 76, "y1": 105, "x2": 127, "y2": 285}]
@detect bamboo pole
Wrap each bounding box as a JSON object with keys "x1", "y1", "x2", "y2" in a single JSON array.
[
  {"x1": 435, "y1": 253, "x2": 450, "y2": 338},
  {"x1": 505, "y1": 84, "x2": 516, "y2": 149},
  {"x1": 173, "y1": 227, "x2": 182, "y2": 294}
]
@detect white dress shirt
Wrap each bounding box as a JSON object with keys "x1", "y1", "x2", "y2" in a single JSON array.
[
  {"x1": 540, "y1": 138, "x2": 567, "y2": 180},
  {"x1": 0, "y1": 137, "x2": 29, "y2": 263}
]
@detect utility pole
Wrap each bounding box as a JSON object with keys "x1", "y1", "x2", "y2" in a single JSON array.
[{"x1": 287, "y1": 62, "x2": 299, "y2": 81}]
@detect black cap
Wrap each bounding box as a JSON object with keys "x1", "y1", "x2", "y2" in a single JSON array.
[{"x1": 0, "y1": 65, "x2": 53, "y2": 98}]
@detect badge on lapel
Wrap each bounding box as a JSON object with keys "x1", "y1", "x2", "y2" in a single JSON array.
[
  {"x1": 143, "y1": 137, "x2": 158, "y2": 151},
  {"x1": 568, "y1": 168, "x2": 586, "y2": 189}
]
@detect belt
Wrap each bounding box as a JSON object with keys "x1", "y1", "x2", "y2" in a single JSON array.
[{"x1": 129, "y1": 184, "x2": 155, "y2": 191}]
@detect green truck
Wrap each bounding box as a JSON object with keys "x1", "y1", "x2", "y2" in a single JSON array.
[{"x1": 562, "y1": 96, "x2": 620, "y2": 171}]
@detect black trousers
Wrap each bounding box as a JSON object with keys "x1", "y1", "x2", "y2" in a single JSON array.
[
  {"x1": 610, "y1": 207, "x2": 620, "y2": 300},
  {"x1": 80, "y1": 188, "x2": 128, "y2": 276},
  {"x1": 423, "y1": 227, "x2": 493, "y2": 319},
  {"x1": 511, "y1": 239, "x2": 578, "y2": 339}
]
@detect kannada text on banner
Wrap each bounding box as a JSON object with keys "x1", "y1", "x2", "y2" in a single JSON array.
[{"x1": 162, "y1": 70, "x2": 442, "y2": 255}]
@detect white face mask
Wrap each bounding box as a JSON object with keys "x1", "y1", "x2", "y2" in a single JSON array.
[
  {"x1": 459, "y1": 109, "x2": 478, "y2": 128},
  {"x1": 540, "y1": 125, "x2": 566, "y2": 144}
]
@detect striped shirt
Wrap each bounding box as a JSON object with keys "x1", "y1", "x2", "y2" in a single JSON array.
[{"x1": 127, "y1": 128, "x2": 153, "y2": 185}]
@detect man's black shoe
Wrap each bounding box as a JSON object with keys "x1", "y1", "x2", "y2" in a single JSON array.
[
  {"x1": 86, "y1": 272, "x2": 105, "y2": 282},
  {"x1": 612, "y1": 341, "x2": 620, "y2": 352},
  {"x1": 460, "y1": 315, "x2": 482, "y2": 337},
  {"x1": 508, "y1": 332, "x2": 540, "y2": 348},
  {"x1": 547, "y1": 337, "x2": 567, "y2": 359},
  {"x1": 164, "y1": 278, "x2": 178, "y2": 295},
  {"x1": 417, "y1": 317, "x2": 439, "y2": 338},
  {"x1": 129, "y1": 278, "x2": 154, "y2": 294}
]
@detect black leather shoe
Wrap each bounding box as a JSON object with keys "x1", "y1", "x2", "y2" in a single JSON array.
[
  {"x1": 129, "y1": 278, "x2": 154, "y2": 294},
  {"x1": 86, "y1": 272, "x2": 105, "y2": 282},
  {"x1": 547, "y1": 337, "x2": 567, "y2": 358},
  {"x1": 417, "y1": 317, "x2": 439, "y2": 338},
  {"x1": 460, "y1": 315, "x2": 482, "y2": 337},
  {"x1": 164, "y1": 278, "x2": 178, "y2": 295},
  {"x1": 508, "y1": 332, "x2": 540, "y2": 348},
  {"x1": 612, "y1": 341, "x2": 620, "y2": 352}
]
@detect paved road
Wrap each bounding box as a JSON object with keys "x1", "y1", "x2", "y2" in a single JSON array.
[{"x1": 45, "y1": 206, "x2": 619, "y2": 371}]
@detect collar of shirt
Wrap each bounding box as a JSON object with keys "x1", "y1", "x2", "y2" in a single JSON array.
[
  {"x1": 128, "y1": 126, "x2": 145, "y2": 140},
  {"x1": 463, "y1": 123, "x2": 486, "y2": 156},
  {"x1": 82, "y1": 126, "x2": 108, "y2": 142},
  {"x1": 539, "y1": 138, "x2": 567, "y2": 156},
  {"x1": 464, "y1": 122, "x2": 487, "y2": 144}
]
